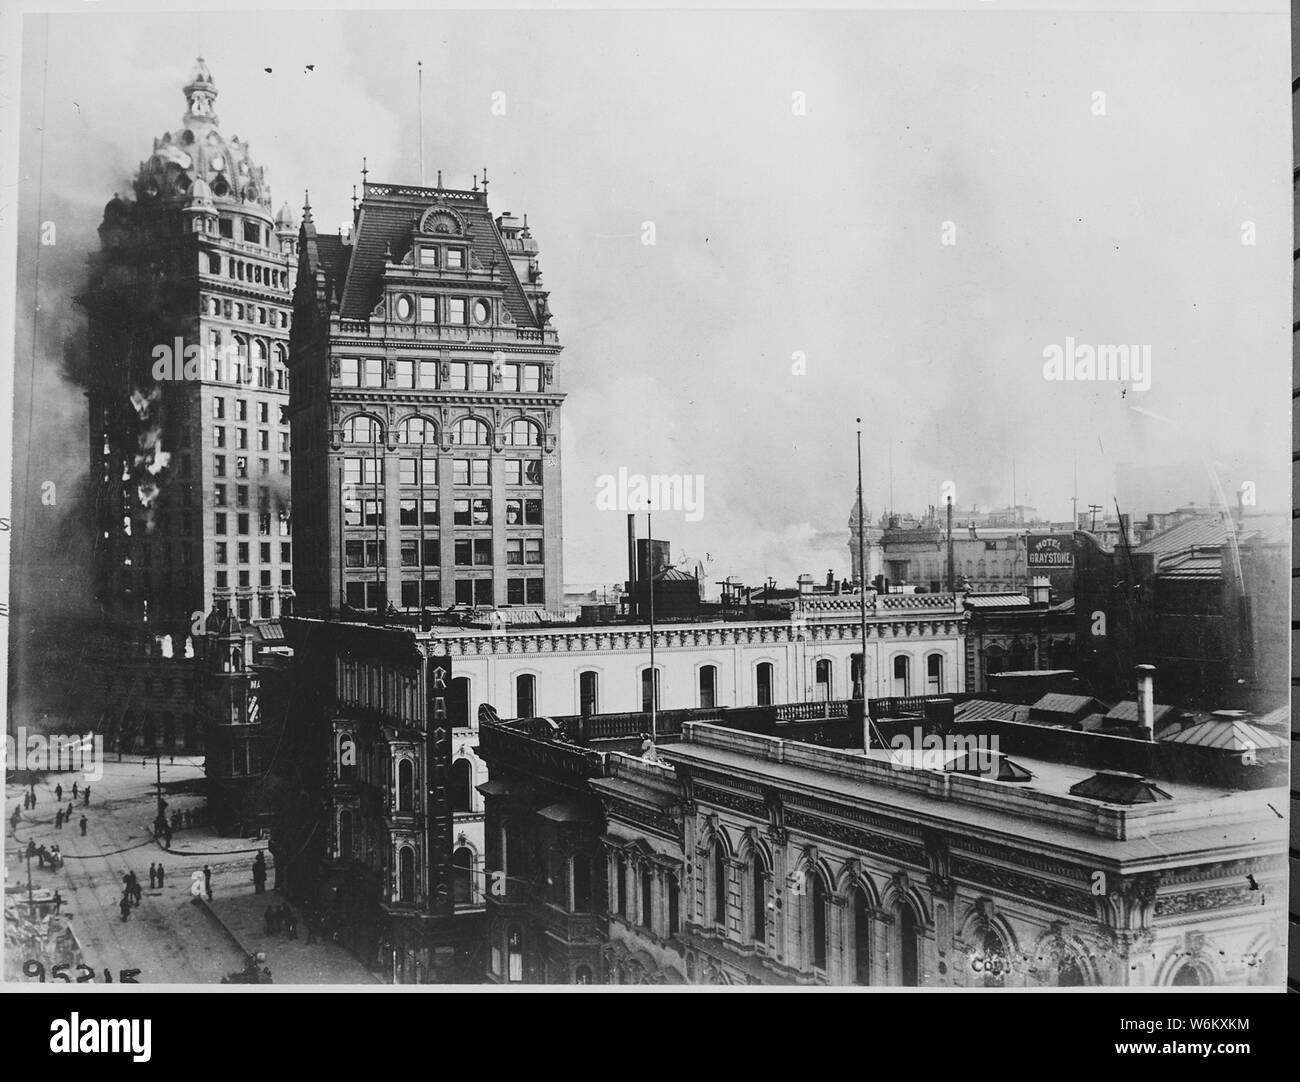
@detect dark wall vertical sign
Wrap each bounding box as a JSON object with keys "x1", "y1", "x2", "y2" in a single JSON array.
[{"x1": 426, "y1": 651, "x2": 453, "y2": 916}]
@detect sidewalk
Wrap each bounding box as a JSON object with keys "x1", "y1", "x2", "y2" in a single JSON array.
[{"x1": 204, "y1": 888, "x2": 379, "y2": 985}]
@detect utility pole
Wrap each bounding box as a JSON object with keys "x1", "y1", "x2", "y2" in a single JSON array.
[
  {"x1": 647, "y1": 509, "x2": 656, "y2": 743},
  {"x1": 27, "y1": 846, "x2": 35, "y2": 919}
]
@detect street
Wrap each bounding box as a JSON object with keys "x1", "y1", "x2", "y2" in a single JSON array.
[{"x1": 6, "y1": 755, "x2": 376, "y2": 985}]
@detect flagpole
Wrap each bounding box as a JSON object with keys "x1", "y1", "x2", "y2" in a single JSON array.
[
  {"x1": 418, "y1": 61, "x2": 425, "y2": 185},
  {"x1": 856, "y1": 419, "x2": 869, "y2": 708},
  {"x1": 647, "y1": 509, "x2": 656, "y2": 743}
]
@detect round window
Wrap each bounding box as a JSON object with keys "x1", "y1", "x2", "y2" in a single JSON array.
[
  {"x1": 395, "y1": 295, "x2": 413, "y2": 321},
  {"x1": 474, "y1": 300, "x2": 490, "y2": 324}
]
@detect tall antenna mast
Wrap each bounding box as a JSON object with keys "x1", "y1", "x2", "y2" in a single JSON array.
[{"x1": 418, "y1": 60, "x2": 425, "y2": 185}]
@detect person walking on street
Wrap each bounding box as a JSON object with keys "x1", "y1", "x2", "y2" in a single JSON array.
[
  {"x1": 119, "y1": 895, "x2": 131, "y2": 923},
  {"x1": 156, "y1": 864, "x2": 165, "y2": 888},
  {"x1": 149, "y1": 863, "x2": 157, "y2": 889},
  {"x1": 52, "y1": 890, "x2": 62, "y2": 915},
  {"x1": 83, "y1": 787, "x2": 90, "y2": 806},
  {"x1": 79, "y1": 815, "x2": 87, "y2": 836},
  {"x1": 203, "y1": 865, "x2": 212, "y2": 901},
  {"x1": 252, "y1": 851, "x2": 267, "y2": 894},
  {"x1": 55, "y1": 784, "x2": 62, "y2": 802},
  {"x1": 55, "y1": 810, "x2": 63, "y2": 830},
  {"x1": 71, "y1": 782, "x2": 78, "y2": 800}
]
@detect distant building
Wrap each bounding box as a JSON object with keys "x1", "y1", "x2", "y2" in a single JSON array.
[{"x1": 962, "y1": 582, "x2": 1075, "y2": 693}]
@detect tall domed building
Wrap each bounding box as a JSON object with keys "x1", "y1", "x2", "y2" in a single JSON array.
[{"x1": 82, "y1": 59, "x2": 298, "y2": 754}]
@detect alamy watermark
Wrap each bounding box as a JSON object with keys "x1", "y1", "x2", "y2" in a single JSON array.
[
  {"x1": 595, "y1": 466, "x2": 704, "y2": 522},
  {"x1": 1042, "y1": 338, "x2": 1151, "y2": 392},
  {"x1": 3, "y1": 728, "x2": 104, "y2": 781}
]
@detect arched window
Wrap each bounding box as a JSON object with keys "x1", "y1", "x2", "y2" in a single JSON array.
[
  {"x1": 808, "y1": 872, "x2": 828, "y2": 970},
  {"x1": 398, "y1": 846, "x2": 416, "y2": 903},
  {"x1": 338, "y1": 810, "x2": 353, "y2": 859},
  {"x1": 505, "y1": 419, "x2": 541, "y2": 446},
  {"x1": 640, "y1": 863, "x2": 654, "y2": 929},
  {"x1": 980, "y1": 928, "x2": 1008, "y2": 988},
  {"x1": 615, "y1": 851, "x2": 628, "y2": 917},
  {"x1": 574, "y1": 965, "x2": 593, "y2": 985},
  {"x1": 852, "y1": 888, "x2": 871, "y2": 985},
  {"x1": 451, "y1": 417, "x2": 490, "y2": 446},
  {"x1": 342, "y1": 415, "x2": 383, "y2": 444},
  {"x1": 571, "y1": 854, "x2": 592, "y2": 912},
  {"x1": 1057, "y1": 954, "x2": 1085, "y2": 987},
  {"x1": 397, "y1": 758, "x2": 414, "y2": 812},
  {"x1": 640, "y1": 668, "x2": 660, "y2": 713},
  {"x1": 892, "y1": 655, "x2": 911, "y2": 697},
  {"x1": 814, "y1": 659, "x2": 832, "y2": 701},
  {"x1": 515, "y1": 673, "x2": 536, "y2": 718},
  {"x1": 452, "y1": 846, "x2": 473, "y2": 904},
  {"x1": 756, "y1": 662, "x2": 774, "y2": 706},
  {"x1": 448, "y1": 677, "x2": 470, "y2": 727},
  {"x1": 898, "y1": 906, "x2": 919, "y2": 986},
  {"x1": 926, "y1": 654, "x2": 943, "y2": 694},
  {"x1": 699, "y1": 664, "x2": 717, "y2": 709},
  {"x1": 1172, "y1": 964, "x2": 1202, "y2": 986},
  {"x1": 579, "y1": 671, "x2": 599, "y2": 717},
  {"x1": 451, "y1": 758, "x2": 473, "y2": 812},
  {"x1": 712, "y1": 841, "x2": 727, "y2": 927},
  {"x1": 396, "y1": 416, "x2": 436, "y2": 445},
  {"x1": 750, "y1": 855, "x2": 767, "y2": 944},
  {"x1": 507, "y1": 924, "x2": 523, "y2": 983}
]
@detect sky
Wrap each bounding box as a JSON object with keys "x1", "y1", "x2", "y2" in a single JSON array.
[{"x1": 5, "y1": 2, "x2": 1291, "y2": 603}]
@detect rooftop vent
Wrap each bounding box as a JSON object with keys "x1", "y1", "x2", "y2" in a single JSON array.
[{"x1": 1068, "y1": 770, "x2": 1172, "y2": 805}]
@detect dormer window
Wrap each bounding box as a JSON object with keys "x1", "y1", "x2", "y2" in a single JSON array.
[
  {"x1": 418, "y1": 248, "x2": 438, "y2": 268},
  {"x1": 447, "y1": 298, "x2": 466, "y2": 324},
  {"x1": 446, "y1": 248, "x2": 464, "y2": 270},
  {"x1": 418, "y1": 296, "x2": 437, "y2": 324}
]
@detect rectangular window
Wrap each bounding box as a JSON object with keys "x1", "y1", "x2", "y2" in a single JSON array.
[
  {"x1": 500, "y1": 365, "x2": 520, "y2": 392},
  {"x1": 507, "y1": 579, "x2": 524, "y2": 604},
  {"x1": 258, "y1": 513, "x2": 271, "y2": 536},
  {"x1": 343, "y1": 457, "x2": 383, "y2": 485},
  {"x1": 260, "y1": 570, "x2": 272, "y2": 588},
  {"x1": 422, "y1": 499, "x2": 439, "y2": 527},
  {"x1": 453, "y1": 459, "x2": 490, "y2": 486},
  {"x1": 279, "y1": 432, "x2": 290, "y2": 452},
  {"x1": 281, "y1": 569, "x2": 292, "y2": 586},
  {"x1": 363, "y1": 358, "x2": 383, "y2": 388},
  {"x1": 340, "y1": 358, "x2": 360, "y2": 386},
  {"x1": 280, "y1": 459, "x2": 289, "y2": 475},
  {"x1": 446, "y1": 248, "x2": 464, "y2": 269},
  {"x1": 525, "y1": 539, "x2": 543, "y2": 565},
  {"x1": 401, "y1": 540, "x2": 419, "y2": 568},
  {"x1": 454, "y1": 579, "x2": 473, "y2": 605},
  {"x1": 237, "y1": 485, "x2": 249, "y2": 508},
  {"x1": 506, "y1": 539, "x2": 523, "y2": 566},
  {"x1": 236, "y1": 429, "x2": 248, "y2": 449},
  {"x1": 423, "y1": 540, "x2": 440, "y2": 567},
  {"x1": 260, "y1": 543, "x2": 271, "y2": 562},
  {"x1": 213, "y1": 397, "x2": 226, "y2": 419},
  {"x1": 214, "y1": 484, "x2": 227, "y2": 507},
  {"x1": 446, "y1": 362, "x2": 467, "y2": 390},
  {"x1": 419, "y1": 360, "x2": 439, "y2": 388},
  {"x1": 343, "y1": 498, "x2": 362, "y2": 528},
  {"x1": 504, "y1": 499, "x2": 542, "y2": 525},
  {"x1": 238, "y1": 542, "x2": 250, "y2": 563},
  {"x1": 243, "y1": 221, "x2": 261, "y2": 244},
  {"x1": 447, "y1": 297, "x2": 467, "y2": 324},
  {"x1": 216, "y1": 542, "x2": 228, "y2": 564},
  {"x1": 392, "y1": 360, "x2": 415, "y2": 389},
  {"x1": 236, "y1": 457, "x2": 248, "y2": 479},
  {"x1": 401, "y1": 580, "x2": 421, "y2": 608},
  {"x1": 473, "y1": 539, "x2": 493, "y2": 566},
  {"x1": 418, "y1": 248, "x2": 438, "y2": 268},
  {"x1": 475, "y1": 579, "x2": 493, "y2": 606},
  {"x1": 399, "y1": 499, "x2": 418, "y2": 527},
  {"x1": 521, "y1": 365, "x2": 542, "y2": 392},
  {"x1": 453, "y1": 499, "x2": 471, "y2": 526},
  {"x1": 258, "y1": 430, "x2": 269, "y2": 451},
  {"x1": 526, "y1": 579, "x2": 544, "y2": 604},
  {"x1": 258, "y1": 402, "x2": 269, "y2": 424},
  {"x1": 363, "y1": 499, "x2": 384, "y2": 526},
  {"x1": 418, "y1": 296, "x2": 437, "y2": 324},
  {"x1": 219, "y1": 218, "x2": 233, "y2": 239},
  {"x1": 239, "y1": 570, "x2": 251, "y2": 589},
  {"x1": 259, "y1": 458, "x2": 269, "y2": 477},
  {"x1": 237, "y1": 513, "x2": 250, "y2": 535},
  {"x1": 344, "y1": 541, "x2": 385, "y2": 568},
  {"x1": 214, "y1": 455, "x2": 226, "y2": 477},
  {"x1": 216, "y1": 571, "x2": 228, "y2": 589},
  {"x1": 215, "y1": 513, "x2": 227, "y2": 535},
  {"x1": 281, "y1": 543, "x2": 291, "y2": 563},
  {"x1": 215, "y1": 426, "x2": 226, "y2": 448},
  {"x1": 399, "y1": 458, "x2": 417, "y2": 486},
  {"x1": 236, "y1": 400, "x2": 248, "y2": 422},
  {"x1": 279, "y1": 405, "x2": 289, "y2": 425},
  {"x1": 471, "y1": 362, "x2": 491, "y2": 391}
]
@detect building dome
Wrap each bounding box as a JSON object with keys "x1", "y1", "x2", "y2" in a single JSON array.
[
  {"x1": 275, "y1": 201, "x2": 297, "y2": 229},
  {"x1": 133, "y1": 58, "x2": 274, "y2": 220}
]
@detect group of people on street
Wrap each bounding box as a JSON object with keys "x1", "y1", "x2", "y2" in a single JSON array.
[
  {"x1": 26, "y1": 839, "x2": 63, "y2": 869},
  {"x1": 119, "y1": 870, "x2": 143, "y2": 921},
  {"x1": 148, "y1": 862, "x2": 167, "y2": 889},
  {"x1": 169, "y1": 807, "x2": 204, "y2": 833}
]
